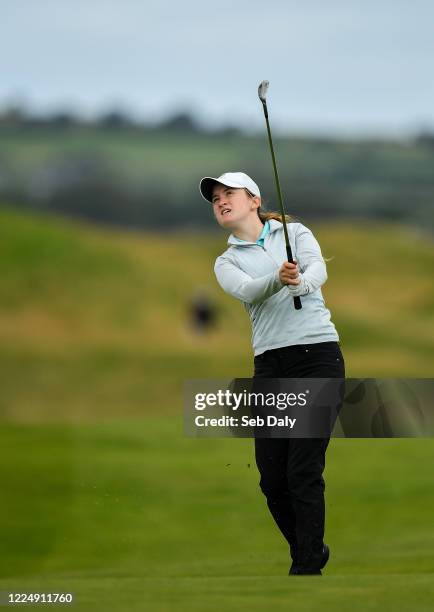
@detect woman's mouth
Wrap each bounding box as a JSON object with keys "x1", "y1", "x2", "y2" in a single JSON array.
[{"x1": 221, "y1": 208, "x2": 231, "y2": 216}]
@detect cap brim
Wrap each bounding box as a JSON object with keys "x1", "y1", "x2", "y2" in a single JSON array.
[
  {"x1": 199, "y1": 177, "x2": 219, "y2": 203},
  {"x1": 199, "y1": 176, "x2": 247, "y2": 203}
]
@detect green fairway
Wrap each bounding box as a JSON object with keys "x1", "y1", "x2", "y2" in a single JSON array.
[
  {"x1": 1, "y1": 420, "x2": 434, "y2": 610},
  {"x1": 0, "y1": 206, "x2": 433, "y2": 609}
]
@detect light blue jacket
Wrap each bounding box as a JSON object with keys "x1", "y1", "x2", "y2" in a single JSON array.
[{"x1": 214, "y1": 219, "x2": 340, "y2": 356}]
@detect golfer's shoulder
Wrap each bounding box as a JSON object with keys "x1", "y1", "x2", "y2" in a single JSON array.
[
  {"x1": 287, "y1": 219, "x2": 310, "y2": 232},
  {"x1": 214, "y1": 246, "x2": 238, "y2": 271},
  {"x1": 283, "y1": 220, "x2": 316, "y2": 239}
]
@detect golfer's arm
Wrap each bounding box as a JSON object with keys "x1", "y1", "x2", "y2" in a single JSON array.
[
  {"x1": 286, "y1": 224, "x2": 328, "y2": 297},
  {"x1": 214, "y1": 259, "x2": 284, "y2": 305}
]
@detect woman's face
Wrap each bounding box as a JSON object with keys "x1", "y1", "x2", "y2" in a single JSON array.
[{"x1": 211, "y1": 183, "x2": 259, "y2": 228}]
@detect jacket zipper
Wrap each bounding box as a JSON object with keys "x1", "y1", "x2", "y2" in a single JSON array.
[{"x1": 260, "y1": 244, "x2": 281, "y2": 268}]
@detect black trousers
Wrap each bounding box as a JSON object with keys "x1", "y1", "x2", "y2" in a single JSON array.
[{"x1": 253, "y1": 341, "x2": 345, "y2": 571}]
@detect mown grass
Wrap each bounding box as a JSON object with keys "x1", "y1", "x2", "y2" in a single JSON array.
[{"x1": 1, "y1": 420, "x2": 433, "y2": 611}]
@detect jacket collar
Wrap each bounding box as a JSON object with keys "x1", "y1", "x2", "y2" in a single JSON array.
[{"x1": 227, "y1": 218, "x2": 282, "y2": 246}]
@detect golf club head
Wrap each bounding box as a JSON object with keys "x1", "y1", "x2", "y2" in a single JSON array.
[{"x1": 258, "y1": 80, "x2": 269, "y2": 102}]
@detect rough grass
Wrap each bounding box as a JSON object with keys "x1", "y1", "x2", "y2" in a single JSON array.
[{"x1": 0, "y1": 206, "x2": 433, "y2": 422}]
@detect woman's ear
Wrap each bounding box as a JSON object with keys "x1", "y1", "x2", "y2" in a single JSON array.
[{"x1": 252, "y1": 196, "x2": 261, "y2": 211}]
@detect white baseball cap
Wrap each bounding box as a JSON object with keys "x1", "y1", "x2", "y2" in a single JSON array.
[{"x1": 199, "y1": 172, "x2": 261, "y2": 203}]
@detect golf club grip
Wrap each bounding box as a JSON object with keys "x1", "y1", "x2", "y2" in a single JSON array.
[{"x1": 286, "y1": 245, "x2": 302, "y2": 310}]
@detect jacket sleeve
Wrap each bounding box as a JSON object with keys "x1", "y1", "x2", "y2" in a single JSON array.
[
  {"x1": 285, "y1": 223, "x2": 328, "y2": 297},
  {"x1": 214, "y1": 256, "x2": 284, "y2": 305}
]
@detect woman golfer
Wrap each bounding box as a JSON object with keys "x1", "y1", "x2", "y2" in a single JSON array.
[{"x1": 199, "y1": 171, "x2": 345, "y2": 576}]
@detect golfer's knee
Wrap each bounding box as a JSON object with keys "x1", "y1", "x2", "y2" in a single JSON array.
[
  {"x1": 288, "y1": 470, "x2": 325, "y2": 499},
  {"x1": 259, "y1": 475, "x2": 287, "y2": 500}
]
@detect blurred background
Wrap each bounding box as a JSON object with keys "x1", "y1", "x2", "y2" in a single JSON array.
[{"x1": 1, "y1": 1, "x2": 433, "y2": 610}]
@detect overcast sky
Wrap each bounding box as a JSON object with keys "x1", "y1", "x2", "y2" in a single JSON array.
[{"x1": 2, "y1": 0, "x2": 434, "y2": 136}]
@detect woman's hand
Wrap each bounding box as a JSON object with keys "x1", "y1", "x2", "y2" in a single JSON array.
[{"x1": 279, "y1": 261, "x2": 300, "y2": 286}]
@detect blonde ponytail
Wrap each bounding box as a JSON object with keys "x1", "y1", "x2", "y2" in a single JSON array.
[{"x1": 258, "y1": 209, "x2": 295, "y2": 224}]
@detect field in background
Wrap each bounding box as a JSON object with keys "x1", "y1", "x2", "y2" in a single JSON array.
[
  {"x1": 2, "y1": 126, "x2": 434, "y2": 230},
  {"x1": 0, "y1": 206, "x2": 433, "y2": 610}
]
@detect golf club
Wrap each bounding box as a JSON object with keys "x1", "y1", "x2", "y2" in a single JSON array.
[{"x1": 258, "y1": 80, "x2": 302, "y2": 310}]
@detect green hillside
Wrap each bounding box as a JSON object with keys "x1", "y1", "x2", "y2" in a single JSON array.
[
  {"x1": 0, "y1": 204, "x2": 432, "y2": 421},
  {"x1": 0, "y1": 206, "x2": 433, "y2": 610}
]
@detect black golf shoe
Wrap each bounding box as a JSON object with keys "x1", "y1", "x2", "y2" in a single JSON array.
[
  {"x1": 288, "y1": 544, "x2": 329, "y2": 576},
  {"x1": 319, "y1": 543, "x2": 330, "y2": 570}
]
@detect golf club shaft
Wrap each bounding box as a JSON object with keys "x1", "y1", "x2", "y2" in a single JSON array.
[{"x1": 261, "y1": 100, "x2": 302, "y2": 310}]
